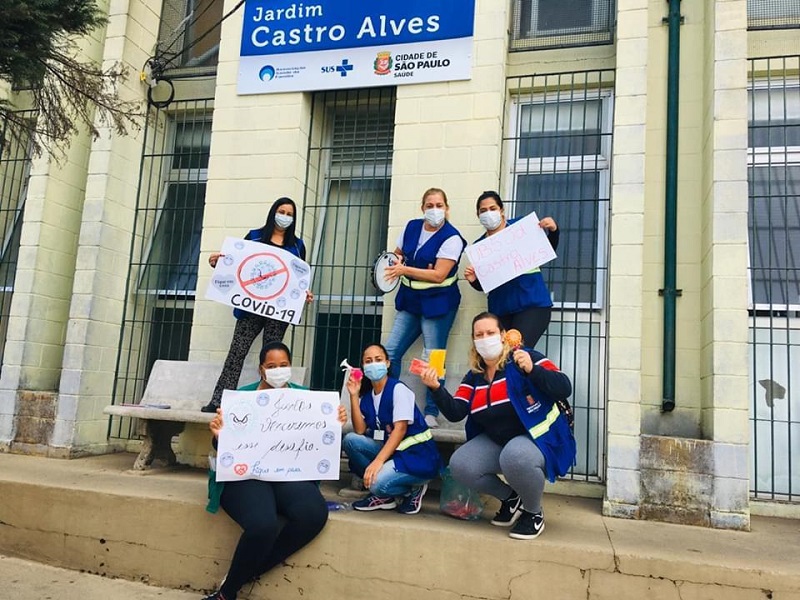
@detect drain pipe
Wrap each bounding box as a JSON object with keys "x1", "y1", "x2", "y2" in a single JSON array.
[{"x1": 660, "y1": 0, "x2": 683, "y2": 413}]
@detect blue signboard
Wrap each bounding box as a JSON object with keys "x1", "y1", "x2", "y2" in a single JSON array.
[{"x1": 238, "y1": 0, "x2": 476, "y2": 94}]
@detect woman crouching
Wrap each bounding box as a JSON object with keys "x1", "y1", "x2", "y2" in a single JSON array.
[
  {"x1": 343, "y1": 343, "x2": 441, "y2": 515},
  {"x1": 420, "y1": 312, "x2": 575, "y2": 539}
]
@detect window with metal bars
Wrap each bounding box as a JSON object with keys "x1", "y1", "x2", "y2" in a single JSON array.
[
  {"x1": 510, "y1": 0, "x2": 615, "y2": 51},
  {"x1": 0, "y1": 113, "x2": 34, "y2": 375},
  {"x1": 110, "y1": 101, "x2": 212, "y2": 436},
  {"x1": 747, "y1": 55, "x2": 799, "y2": 502},
  {"x1": 291, "y1": 88, "x2": 396, "y2": 393},
  {"x1": 747, "y1": 0, "x2": 800, "y2": 30},
  {"x1": 505, "y1": 71, "x2": 613, "y2": 480},
  {"x1": 157, "y1": 0, "x2": 223, "y2": 71}
]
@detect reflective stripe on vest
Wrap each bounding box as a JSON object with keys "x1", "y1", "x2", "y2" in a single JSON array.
[
  {"x1": 528, "y1": 403, "x2": 561, "y2": 439},
  {"x1": 396, "y1": 429, "x2": 434, "y2": 451},
  {"x1": 400, "y1": 274, "x2": 458, "y2": 290}
]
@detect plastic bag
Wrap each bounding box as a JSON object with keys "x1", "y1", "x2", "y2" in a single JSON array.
[{"x1": 439, "y1": 467, "x2": 484, "y2": 521}]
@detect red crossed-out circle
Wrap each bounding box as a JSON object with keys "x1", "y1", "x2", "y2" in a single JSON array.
[{"x1": 236, "y1": 252, "x2": 290, "y2": 301}]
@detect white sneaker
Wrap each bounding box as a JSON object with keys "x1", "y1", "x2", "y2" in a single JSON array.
[{"x1": 424, "y1": 414, "x2": 439, "y2": 428}]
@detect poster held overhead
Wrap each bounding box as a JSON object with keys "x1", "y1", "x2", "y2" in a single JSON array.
[{"x1": 464, "y1": 212, "x2": 557, "y2": 293}]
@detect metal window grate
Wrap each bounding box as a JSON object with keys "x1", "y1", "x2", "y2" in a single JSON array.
[
  {"x1": 109, "y1": 99, "x2": 213, "y2": 439},
  {"x1": 0, "y1": 111, "x2": 34, "y2": 376},
  {"x1": 510, "y1": 0, "x2": 616, "y2": 52},
  {"x1": 748, "y1": 0, "x2": 800, "y2": 30},
  {"x1": 290, "y1": 87, "x2": 396, "y2": 393},
  {"x1": 505, "y1": 70, "x2": 614, "y2": 481},
  {"x1": 747, "y1": 55, "x2": 800, "y2": 502}
]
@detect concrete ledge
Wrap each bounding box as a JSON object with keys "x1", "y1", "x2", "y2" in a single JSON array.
[{"x1": 1, "y1": 453, "x2": 799, "y2": 600}]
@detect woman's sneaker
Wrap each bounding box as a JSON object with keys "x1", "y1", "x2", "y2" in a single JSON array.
[
  {"x1": 509, "y1": 510, "x2": 545, "y2": 540},
  {"x1": 352, "y1": 494, "x2": 397, "y2": 511},
  {"x1": 490, "y1": 493, "x2": 522, "y2": 526},
  {"x1": 397, "y1": 483, "x2": 429, "y2": 515}
]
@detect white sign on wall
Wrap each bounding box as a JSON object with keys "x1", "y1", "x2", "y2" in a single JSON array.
[
  {"x1": 464, "y1": 212, "x2": 557, "y2": 293},
  {"x1": 238, "y1": 0, "x2": 475, "y2": 94},
  {"x1": 215, "y1": 388, "x2": 342, "y2": 482},
  {"x1": 205, "y1": 237, "x2": 310, "y2": 325}
]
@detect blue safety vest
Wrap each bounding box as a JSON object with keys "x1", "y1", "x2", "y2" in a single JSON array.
[
  {"x1": 359, "y1": 378, "x2": 441, "y2": 480},
  {"x1": 395, "y1": 219, "x2": 465, "y2": 318}
]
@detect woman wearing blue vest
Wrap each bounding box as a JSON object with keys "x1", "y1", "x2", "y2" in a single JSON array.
[
  {"x1": 342, "y1": 343, "x2": 442, "y2": 515},
  {"x1": 463, "y1": 190, "x2": 559, "y2": 349},
  {"x1": 382, "y1": 187, "x2": 466, "y2": 428},
  {"x1": 420, "y1": 312, "x2": 575, "y2": 539},
  {"x1": 202, "y1": 197, "x2": 312, "y2": 412}
]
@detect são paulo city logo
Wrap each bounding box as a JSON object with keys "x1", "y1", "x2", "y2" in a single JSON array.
[
  {"x1": 373, "y1": 51, "x2": 392, "y2": 75},
  {"x1": 259, "y1": 65, "x2": 276, "y2": 81}
]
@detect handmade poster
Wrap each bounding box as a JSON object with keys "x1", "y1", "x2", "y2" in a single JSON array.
[
  {"x1": 464, "y1": 212, "x2": 557, "y2": 293},
  {"x1": 215, "y1": 388, "x2": 342, "y2": 482},
  {"x1": 205, "y1": 237, "x2": 310, "y2": 324}
]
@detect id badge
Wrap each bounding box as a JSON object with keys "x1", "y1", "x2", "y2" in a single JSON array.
[{"x1": 373, "y1": 429, "x2": 385, "y2": 441}]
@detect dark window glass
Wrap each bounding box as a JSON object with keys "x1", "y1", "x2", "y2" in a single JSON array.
[{"x1": 515, "y1": 172, "x2": 603, "y2": 305}]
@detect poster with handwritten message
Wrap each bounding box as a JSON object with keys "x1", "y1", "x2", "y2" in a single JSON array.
[
  {"x1": 215, "y1": 388, "x2": 341, "y2": 482},
  {"x1": 464, "y1": 212, "x2": 557, "y2": 293},
  {"x1": 205, "y1": 237, "x2": 311, "y2": 325}
]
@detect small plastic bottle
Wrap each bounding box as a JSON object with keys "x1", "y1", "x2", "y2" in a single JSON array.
[{"x1": 326, "y1": 500, "x2": 352, "y2": 511}]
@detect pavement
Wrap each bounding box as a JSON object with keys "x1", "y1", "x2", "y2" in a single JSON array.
[
  {"x1": 0, "y1": 554, "x2": 199, "y2": 600},
  {"x1": 1, "y1": 452, "x2": 800, "y2": 600}
]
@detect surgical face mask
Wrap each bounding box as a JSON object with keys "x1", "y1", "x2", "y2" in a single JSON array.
[
  {"x1": 363, "y1": 362, "x2": 389, "y2": 382},
  {"x1": 479, "y1": 210, "x2": 503, "y2": 231},
  {"x1": 263, "y1": 366, "x2": 292, "y2": 388},
  {"x1": 474, "y1": 334, "x2": 504, "y2": 361},
  {"x1": 274, "y1": 213, "x2": 294, "y2": 230},
  {"x1": 423, "y1": 208, "x2": 446, "y2": 228}
]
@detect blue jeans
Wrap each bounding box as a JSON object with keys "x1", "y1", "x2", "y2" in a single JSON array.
[
  {"x1": 342, "y1": 432, "x2": 428, "y2": 497},
  {"x1": 384, "y1": 308, "x2": 458, "y2": 416}
]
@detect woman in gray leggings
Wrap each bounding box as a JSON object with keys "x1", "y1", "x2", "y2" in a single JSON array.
[{"x1": 420, "y1": 312, "x2": 575, "y2": 539}]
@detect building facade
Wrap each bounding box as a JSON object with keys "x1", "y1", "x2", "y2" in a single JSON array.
[{"x1": 0, "y1": 0, "x2": 798, "y2": 529}]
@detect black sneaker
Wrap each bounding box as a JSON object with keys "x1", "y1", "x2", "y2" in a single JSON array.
[
  {"x1": 201, "y1": 401, "x2": 219, "y2": 413},
  {"x1": 490, "y1": 493, "x2": 522, "y2": 527},
  {"x1": 397, "y1": 483, "x2": 428, "y2": 515},
  {"x1": 352, "y1": 494, "x2": 397, "y2": 511},
  {"x1": 201, "y1": 591, "x2": 227, "y2": 600},
  {"x1": 509, "y1": 510, "x2": 545, "y2": 540}
]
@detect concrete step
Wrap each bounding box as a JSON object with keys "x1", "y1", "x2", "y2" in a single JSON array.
[{"x1": 0, "y1": 452, "x2": 798, "y2": 600}]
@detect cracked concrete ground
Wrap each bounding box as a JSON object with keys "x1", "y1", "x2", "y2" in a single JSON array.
[{"x1": 1, "y1": 554, "x2": 198, "y2": 600}]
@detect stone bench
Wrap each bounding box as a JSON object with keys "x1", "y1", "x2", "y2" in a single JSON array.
[
  {"x1": 104, "y1": 360, "x2": 307, "y2": 470},
  {"x1": 105, "y1": 360, "x2": 465, "y2": 471}
]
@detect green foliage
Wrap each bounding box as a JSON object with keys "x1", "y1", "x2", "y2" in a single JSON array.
[{"x1": 0, "y1": 0, "x2": 142, "y2": 157}]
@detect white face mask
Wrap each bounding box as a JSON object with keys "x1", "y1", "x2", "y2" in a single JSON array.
[
  {"x1": 263, "y1": 366, "x2": 292, "y2": 388},
  {"x1": 479, "y1": 210, "x2": 503, "y2": 231},
  {"x1": 274, "y1": 213, "x2": 294, "y2": 230},
  {"x1": 474, "y1": 334, "x2": 504, "y2": 361},
  {"x1": 423, "y1": 208, "x2": 446, "y2": 228}
]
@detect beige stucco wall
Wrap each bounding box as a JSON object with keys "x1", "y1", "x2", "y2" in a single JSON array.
[
  {"x1": 0, "y1": 0, "x2": 794, "y2": 522},
  {"x1": 52, "y1": 0, "x2": 161, "y2": 452},
  {"x1": 0, "y1": 0, "x2": 161, "y2": 452},
  {"x1": 0, "y1": 0, "x2": 114, "y2": 447}
]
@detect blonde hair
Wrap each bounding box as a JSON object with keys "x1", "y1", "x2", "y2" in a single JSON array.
[
  {"x1": 421, "y1": 187, "x2": 449, "y2": 207},
  {"x1": 468, "y1": 312, "x2": 512, "y2": 374}
]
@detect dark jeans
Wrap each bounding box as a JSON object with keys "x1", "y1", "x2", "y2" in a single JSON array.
[{"x1": 218, "y1": 479, "x2": 328, "y2": 599}]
